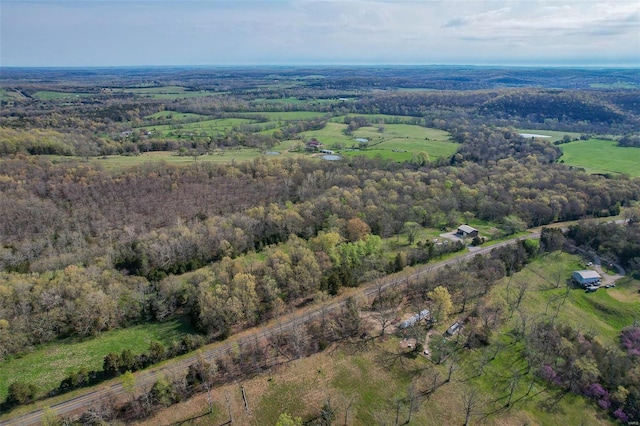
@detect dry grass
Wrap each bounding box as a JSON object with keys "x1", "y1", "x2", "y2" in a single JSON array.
[{"x1": 135, "y1": 334, "x2": 609, "y2": 426}]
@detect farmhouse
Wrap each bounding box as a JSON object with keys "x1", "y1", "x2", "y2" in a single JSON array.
[
  {"x1": 457, "y1": 224, "x2": 479, "y2": 238},
  {"x1": 306, "y1": 139, "x2": 322, "y2": 151},
  {"x1": 572, "y1": 270, "x2": 601, "y2": 287}
]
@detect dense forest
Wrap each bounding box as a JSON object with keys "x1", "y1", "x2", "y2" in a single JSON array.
[{"x1": 1, "y1": 67, "x2": 639, "y2": 423}]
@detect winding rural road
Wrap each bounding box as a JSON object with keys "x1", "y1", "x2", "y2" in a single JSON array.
[{"x1": 1, "y1": 231, "x2": 543, "y2": 425}]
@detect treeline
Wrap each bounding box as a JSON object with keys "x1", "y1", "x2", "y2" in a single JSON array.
[
  {"x1": 566, "y1": 220, "x2": 640, "y2": 273},
  {"x1": 351, "y1": 90, "x2": 640, "y2": 134},
  {"x1": 618, "y1": 134, "x2": 640, "y2": 148},
  {"x1": 2, "y1": 155, "x2": 638, "y2": 277}
]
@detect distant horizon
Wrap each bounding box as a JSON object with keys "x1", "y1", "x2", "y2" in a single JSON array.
[
  {"x1": 1, "y1": 63, "x2": 639, "y2": 70},
  {"x1": 2, "y1": 1, "x2": 638, "y2": 69}
]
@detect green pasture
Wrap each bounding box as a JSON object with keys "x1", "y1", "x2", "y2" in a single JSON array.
[
  {"x1": 39, "y1": 144, "x2": 322, "y2": 172},
  {"x1": 249, "y1": 97, "x2": 336, "y2": 106},
  {"x1": 331, "y1": 114, "x2": 425, "y2": 125},
  {"x1": 558, "y1": 138, "x2": 640, "y2": 177},
  {"x1": 236, "y1": 111, "x2": 329, "y2": 120},
  {"x1": 92, "y1": 150, "x2": 264, "y2": 170},
  {"x1": 123, "y1": 85, "x2": 188, "y2": 94},
  {"x1": 32, "y1": 91, "x2": 93, "y2": 100},
  {"x1": 590, "y1": 82, "x2": 638, "y2": 89},
  {"x1": 122, "y1": 86, "x2": 217, "y2": 100},
  {"x1": 300, "y1": 122, "x2": 456, "y2": 162},
  {"x1": 144, "y1": 110, "x2": 208, "y2": 120},
  {"x1": 143, "y1": 118, "x2": 255, "y2": 135},
  {"x1": 517, "y1": 128, "x2": 582, "y2": 142},
  {"x1": 0, "y1": 89, "x2": 28, "y2": 102},
  {"x1": 299, "y1": 122, "x2": 352, "y2": 145},
  {"x1": 0, "y1": 319, "x2": 195, "y2": 401}
]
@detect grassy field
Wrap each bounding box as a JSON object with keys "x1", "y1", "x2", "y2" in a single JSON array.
[
  {"x1": 331, "y1": 114, "x2": 425, "y2": 125},
  {"x1": 300, "y1": 122, "x2": 457, "y2": 162},
  {"x1": 144, "y1": 111, "x2": 208, "y2": 121},
  {"x1": 517, "y1": 128, "x2": 582, "y2": 142},
  {"x1": 140, "y1": 117, "x2": 255, "y2": 137},
  {"x1": 79, "y1": 150, "x2": 271, "y2": 171},
  {"x1": 494, "y1": 252, "x2": 639, "y2": 343},
  {"x1": 236, "y1": 111, "x2": 329, "y2": 120},
  {"x1": 32, "y1": 91, "x2": 93, "y2": 100},
  {"x1": 249, "y1": 97, "x2": 337, "y2": 106},
  {"x1": 38, "y1": 148, "x2": 307, "y2": 172},
  {"x1": 590, "y1": 82, "x2": 638, "y2": 89},
  {"x1": 0, "y1": 318, "x2": 195, "y2": 401},
  {"x1": 558, "y1": 138, "x2": 640, "y2": 177},
  {"x1": 121, "y1": 86, "x2": 218, "y2": 100}
]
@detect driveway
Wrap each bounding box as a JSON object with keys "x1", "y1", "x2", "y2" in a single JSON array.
[{"x1": 593, "y1": 256, "x2": 625, "y2": 285}]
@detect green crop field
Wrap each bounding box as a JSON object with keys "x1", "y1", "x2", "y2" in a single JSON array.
[
  {"x1": 558, "y1": 138, "x2": 640, "y2": 177},
  {"x1": 0, "y1": 319, "x2": 195, "y2": 401}
]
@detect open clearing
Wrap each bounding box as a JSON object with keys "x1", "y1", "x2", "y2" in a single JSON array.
[
  {"x1": 236, "y1": 111, "x2": 329, "y2": 120},
  {"x1": 31, "y1": 91, "x2": 94, "y2": 100},
  {"x1": 558, "y1": 138, "x2": 640, "y2": 177},
  {"x1": 301, "y1": 122, "x2": 457, "y2": 161},
  {"x1": 0, "y1": 319, "x2": 195, "y2": 402},
  {"x1": 517, "y1": 128, "x2": 582, "y2": 142},
  {"x1": 121, "y1": 86, "x2": 218, "y2": 99},
  {"x1": 144, "y1": 111, "x2": 208, "y2": 121}
]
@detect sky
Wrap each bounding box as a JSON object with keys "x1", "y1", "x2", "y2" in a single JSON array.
[{"x1": 1, "y1": 0, "x2": 639, "y2": 67}]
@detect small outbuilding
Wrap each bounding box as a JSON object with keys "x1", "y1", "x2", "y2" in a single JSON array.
[
  {"x1": 457, "y1": 224, "x2": 479, "y2": 238},
  {"x1": 446, "y1": 322, "x2": 461, "y2": 336},
  {"x1": 572, "y1": 270, "x2": 601, "y2": 287}
]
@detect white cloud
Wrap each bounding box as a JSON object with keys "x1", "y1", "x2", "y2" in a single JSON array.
[{"x1": 1, "y1": 0, "x2": 638, "y2": 66}]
